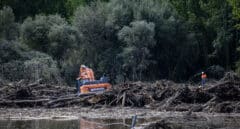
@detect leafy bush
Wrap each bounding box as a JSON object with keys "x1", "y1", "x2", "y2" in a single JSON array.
[
  {"x1": 48, "y1": 24, "x2": 79, "y2": 59},
  {"x1": 0, "y1": 39, "x2": 62, "y2": 83},
  {"x1": 1, "y1": 60, "x2": 25, "y2": 81},
  {"x1": 207, "y1": 65, "x2": 225, "y2": 79},
  {"x1": 0, "y1": 39, "x2": 24, "y2": 64},
  {"x1": 21, "y1": 14, "x2": 78, "y2": 59},
  {"x1": 0, "y1": 6, "x2": 19, "y2": 40},
  {"x1": 24, "y1": 51, "x2": 62, "y2": 83},
  {"x1": 118, "y1": 21, "x2": 156, "y2": 80},
  {"x1": 72, "y1": 2, "x2": 120, "y2": 80}
]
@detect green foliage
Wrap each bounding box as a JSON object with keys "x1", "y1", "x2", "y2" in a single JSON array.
[
  {"x1": 107, "y1": 0, "x2": 135, "y2": 28},
  {"x1": 236, "y1": 60, "x2": 240, "y2": 75},
  {"x1": 228, "y1": 0, "x2": 240, "y2": 28},
  {"x1": 0, "y1": 39, "x2": 62, "y2": 83},
  {"x1": 170, "y1": 0, "x2": 239, "y2": 72},
  {"x1": 70, "y1": 0, "x2": 201, "y2": 82},
  {"x1": 0, "y1": 0, "x2": 69, "y2": 21},
  {"x1": 212, "y1": 28, "x2": 234, "y2": 68},
  {"x1": 21, "y1": 15, "x2": 65, "y2": 52},
  {"x1": 0, "y1": 39, "x2": 24, "y2": 64},
  {"x1": 72, "y1": 2, "x2": 119, "y2": 79},
  {"x1": 21, "y1": 15, "x2": 79, "y2": 59},
  {"x1": 227, "y1": 1, "x2": 240, "y2": 75},
  {"x1": 206, "y1": 65, "x2": 225, "y2": 79},
  {"x1": 0, "y1": 0, "x2": 110, "y2": 21},
  {"x1": 2, "y1": 0, "x2": 240, "y2": 84},
  {"x1": 0, "y1": 7, "x2": 19, "y2": 40},
  {"x1": 24, "y1": 51, "x2": 62, "y2": 83},
  {"x1": 118, "y1": 21, "x2": 155, "y2": 80},
  {"x1": 48, "y1": 25, "x2": 79, "y2": 59},
  {"x1": 1, "y1": 60, "x2": 25, "y2": 81}
]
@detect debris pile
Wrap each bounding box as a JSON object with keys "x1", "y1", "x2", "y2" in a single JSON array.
[
  {"x1": 0, "y1": 79, "x2": 75, "y2": 107},
  {"x1": 143, "y1": 120, "x2": 181, "y2": 129},
  {"x1": 0, "y1": 72, "x2": 240, "y2": 113}
]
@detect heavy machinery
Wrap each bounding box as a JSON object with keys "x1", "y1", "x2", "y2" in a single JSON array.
[{"x1": 76, "y1": 65, "x2": 111, "y2": 94}]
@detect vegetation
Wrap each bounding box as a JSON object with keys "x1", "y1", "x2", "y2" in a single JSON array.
[{"x1": 0, "y1": 0, "x2": 240, "y2": 85}]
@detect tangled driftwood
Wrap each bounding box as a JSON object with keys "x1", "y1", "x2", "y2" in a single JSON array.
[{"x1": 0, "y1": 72, "x2": 240, "y2": 113}]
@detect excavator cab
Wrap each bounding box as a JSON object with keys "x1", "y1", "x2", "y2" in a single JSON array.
[{"x1": 76, "y1": 65, "x2": 111, "y2": 94}]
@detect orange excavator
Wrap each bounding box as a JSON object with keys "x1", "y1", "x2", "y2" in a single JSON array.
[{"x1": 76, "y1": 65, "x2": 111, "y2": 94}]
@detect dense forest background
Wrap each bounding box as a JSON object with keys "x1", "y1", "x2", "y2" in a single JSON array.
[{"x1": 1, "y1": 0, "x2": 240, "y2": 85}]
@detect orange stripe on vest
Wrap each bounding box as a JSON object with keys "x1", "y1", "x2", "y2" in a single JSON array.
[{"x1": 201, "y1": 74, "x2": 207, "y2": 79}]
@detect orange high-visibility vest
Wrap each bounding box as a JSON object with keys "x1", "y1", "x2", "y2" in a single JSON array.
[
  {"x1": 78, "y1": 66, "x2": 95, "y2": 81},
  {"x1": 89, "y1": 69, "x2": 95, "y2": 81},
  {"x1": 201, "y1": 73, "x2": 207, "y2": 79},
  {"x1": 79, "y1": 67, "x2": 89, "y2": 80},
  {"x1": 86, "y1": 68, "x2": 95, "y2": 81}
]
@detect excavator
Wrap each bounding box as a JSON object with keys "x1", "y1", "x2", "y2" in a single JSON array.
[{"x1": 76, "y1": 65, "x2": 111, "y2": 94}]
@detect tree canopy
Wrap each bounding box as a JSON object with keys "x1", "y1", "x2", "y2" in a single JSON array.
[{"x1": 1, "y1": 0, "x2": 240, "y2": 84}]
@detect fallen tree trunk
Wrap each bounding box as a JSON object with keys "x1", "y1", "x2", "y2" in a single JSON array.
[{"x1": 0, "y1": 99, "x2": 50, "y2": 107}]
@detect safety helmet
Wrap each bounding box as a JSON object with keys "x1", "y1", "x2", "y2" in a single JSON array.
[{"x1": 202, "y1": 72, "x2": 204, "y2": 74}]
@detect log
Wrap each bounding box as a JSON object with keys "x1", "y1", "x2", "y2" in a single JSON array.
[
  {"x1": 0, "y1": 99, "x2": 50, "y2": 107},
  {"x1": 27, "y1": 79, "x2": 43, "y2": 87},
  {"x1": 46, "y1": 93, "x2": 96, "y2": 107},
  {"x1": 122, "y1": 92, "x2": 126, "y2": 107}
]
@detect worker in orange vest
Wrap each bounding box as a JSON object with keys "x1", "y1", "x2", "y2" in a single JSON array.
[
  {"x1": 201, "y1": 72, "x2": 207, "y2": 86},
  {"x1": 86, "y1": 67, "x2": 95, "y2": 81}
]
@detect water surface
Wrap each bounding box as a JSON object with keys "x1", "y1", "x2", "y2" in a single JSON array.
[
  {"x1": 0, "y1": 118, "x2": 131, "y2": 129},
  {"x1": 1, "y1": 114, "x2": 240, "y2": 129}
]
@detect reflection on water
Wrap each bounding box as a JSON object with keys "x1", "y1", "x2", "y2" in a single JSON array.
[
  {"x1": 1, "y1": 115, "x2": 240, "y2": 129},
  {"x1": 0, "y1": 118, "x2": 131, "y2": 129},
  {"x1": 0, "y1": 119, "x2": 79, "y2": 129}
]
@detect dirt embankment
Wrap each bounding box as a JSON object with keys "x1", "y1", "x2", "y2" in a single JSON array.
[{"x1": 0, "y1": 72, "x2": 240, "y2": 113}]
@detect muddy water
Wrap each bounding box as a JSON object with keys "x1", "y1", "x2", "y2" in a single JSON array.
[
  {"x1": 158, "y1": 115, "x2": 240, "y2": 129},
  {"x1": 0, "y1": 115, "x2": 240, "y2": 129},
  {"x1": 0, "y1": 118, "x2": 131, "y2": 129}
]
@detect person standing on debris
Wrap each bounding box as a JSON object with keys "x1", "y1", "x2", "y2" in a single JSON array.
[{"x1": 201, "y1": 72, "x2": 207, "y2": 86}]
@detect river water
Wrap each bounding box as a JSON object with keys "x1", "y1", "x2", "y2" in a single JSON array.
[
  {"x1": 1, "y1": 114, "x2": 240, "y2": 129},
  {"x1": 0, "y1": 118, "x2": 132, "y2": 129}
]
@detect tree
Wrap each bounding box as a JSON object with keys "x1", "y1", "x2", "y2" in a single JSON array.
[
  {"x1": 170, "y1": 0, "x2": 239, "y2": 74},
  {"x1": 0, "y1": 0, "x2": 69, "y2": 21},
  {"x1": 0, "y1": 39, "x2": 23, "y2": 64},
  {"x1": 48, "y1": 25, "x2": 79, "y2": 59},
  {"x1": 0, "y1": 6, "x2": 19, "y2": 40},
  {"x1": 24, "y1": 51, "x2": 62, "y2": 83},
  {"x1": 0, "y1": 39, "x2": 62, "y2": 83},
  {"x1": 65, "y1": 0, "x2": 109, "y2": 19},
  {"x1": 204, "y1": 0, "x2": 237, "y2": 70},
  {"x1": 72, "y1": 2, "x2": 120, "y2": 79},
  {"x1": 21, "y1": 14, "x2": 78, "y2": 59},
  {"x1": 228, "y1": 0, "x2": 240, "y2": 28},
  {"x1": 118, "y1": 21, "x2": 155, "y2": 81}
]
